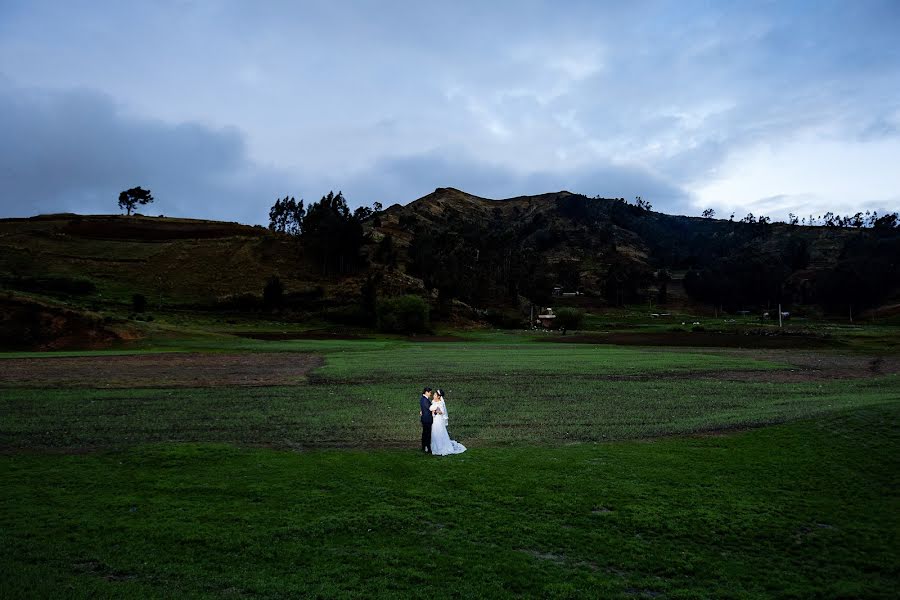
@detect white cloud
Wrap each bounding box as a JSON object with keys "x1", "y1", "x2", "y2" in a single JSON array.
[{"x1": 691, "y1": 136, "x2": 900, "y2": 218}]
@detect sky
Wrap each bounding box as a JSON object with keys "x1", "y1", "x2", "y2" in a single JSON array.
[{"x1": 1, "y1": 0, "x2": 898, "y2": 224}]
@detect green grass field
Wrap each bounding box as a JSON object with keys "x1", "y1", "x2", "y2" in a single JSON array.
[{"x1": 2, "y1": 336, "x2": 899, "y2": 597}]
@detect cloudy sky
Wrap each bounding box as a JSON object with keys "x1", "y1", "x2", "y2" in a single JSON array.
[{"x1": 1, "y1": 0, "x2": 898, "y2": 224}]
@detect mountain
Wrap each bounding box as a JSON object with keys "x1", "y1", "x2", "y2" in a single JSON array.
[
  {"x1": 367, "y1": 187, "x2": 899, "y2": 315},
  {"x1": 1, "y1": 189, "x2": 898, "y2": 341}
]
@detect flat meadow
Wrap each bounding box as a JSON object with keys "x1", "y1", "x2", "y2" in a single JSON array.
[{"x1": 1, "y1": 332, "x2": 898, "y2": 597}]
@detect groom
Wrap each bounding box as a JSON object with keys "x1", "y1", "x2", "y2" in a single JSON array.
[{"x1": 419, "y1": 387, "x2": 433, "y2": 454}]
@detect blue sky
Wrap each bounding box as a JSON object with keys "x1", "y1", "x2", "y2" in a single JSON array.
[{"x1": 1, "y1": 0, "x2": 898, "y2": 224}]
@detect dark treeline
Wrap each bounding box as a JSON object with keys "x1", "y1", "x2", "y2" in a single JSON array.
[
  {"x1": 261, "y1": 188, "x2": 899, "y2": 319},
  {"x1": 268, "y1": 191, "x2": 380, "y2": 276},
  {"x1": 389, "y1": 192, "x2": 900, "y2": 316}
]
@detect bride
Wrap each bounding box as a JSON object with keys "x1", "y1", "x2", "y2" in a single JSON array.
[{"x1": 430, "y1": 389, "x2": 466, "y2": 456}]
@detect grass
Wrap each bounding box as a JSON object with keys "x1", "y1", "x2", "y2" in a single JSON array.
[
  {"x1": 2, "y1": 405, "x2": 897, "y2": 598},
  {"x1": 2, "y1": 375, "x2": 898, "y2": 451},
  {"x1": 308, "y1": 342, "x2": 783, "y2": 380},
  {"x1": 2, "y1": 337, "x2": 898, "y2": 597}
]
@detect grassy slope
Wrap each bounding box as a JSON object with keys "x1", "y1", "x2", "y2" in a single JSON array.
[
  {"x1": 1, "y1": 405, "x2": 897, "y2": 598},
  {"x1": 0, "y1": 215, "x2": 305, "y2": 306}
]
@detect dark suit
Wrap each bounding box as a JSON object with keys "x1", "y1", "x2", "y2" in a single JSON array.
[{"x1": 420, "y1": 394, "x2": 433, "y2": 452}]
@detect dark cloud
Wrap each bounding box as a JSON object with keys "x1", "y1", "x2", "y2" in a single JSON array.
[
  {"x1": 0, "y1": 80, "x2": 688, "y2": 223},
  {"x1": 0, "y1": 81, "x2": 290, "y2": 223}
]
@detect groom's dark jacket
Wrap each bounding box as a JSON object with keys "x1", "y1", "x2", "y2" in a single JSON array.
[{"x1": 420, "y1": 394, "x2": 433, "y2": 424}]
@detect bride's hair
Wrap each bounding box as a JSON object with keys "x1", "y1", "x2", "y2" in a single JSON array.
[{"x1": 436, "y1": 389, "x2": 445, "y2": 398}]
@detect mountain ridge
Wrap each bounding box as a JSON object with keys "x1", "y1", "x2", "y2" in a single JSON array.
[{"x1": 1, "y1": 189, "x2": 897, "y2": 327}]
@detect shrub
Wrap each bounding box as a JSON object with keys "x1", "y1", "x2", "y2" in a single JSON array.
[
  {"x1": 555, "y1": 307, "x2": 585, "y2": 331},
  {"x1": 215, "y1": 293, "x2": 261, "y2": 311},
  {"x1": 485, "y1": 309, "x2": 523, "y2": 329},
  {"x1": 322, "y1": 305, "x2": 371, "y2": 326},
  {"x1": 132, "y1": 293, "x2": 147, "y2": 313},
  {"x1": 263, "y1": 275, "x2": 284, "y2": 309},
  {"x1": 376, "y1": 295, "x2": 430, "y2": 334}
]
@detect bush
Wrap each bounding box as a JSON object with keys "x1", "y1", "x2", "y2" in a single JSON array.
[
  {"x1": 555, "y1": 307, "x2": 585, "y2": 331},
  {"x1": 263, "y1": 275, "x2": 284, "y2": 309},
  {"x1": 322, "y1": 305, "x2": 371, "y2": 326},
  {"x1": 215, "y1": 293, "x2": 261, "y2": 311},
  {"x1": 376, "y1": 295, "x2": 430, "y2": 334},
  {"x1": 132, "y1": 293, "x2": 147, "y2": 313},
  {"x1": 485, "y1": 309, "x2": 523, "y2": 329}
]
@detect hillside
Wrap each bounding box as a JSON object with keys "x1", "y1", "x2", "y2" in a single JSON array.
[
  {"x1": 367, "y1": 188, "x2": 898, "y2": 314},
  {"x1": 0, "y1": 214, "x2": 317, "y2": 307},
  {"x1": 1, "y1": 191, "x2": 898, "y2": 340}
]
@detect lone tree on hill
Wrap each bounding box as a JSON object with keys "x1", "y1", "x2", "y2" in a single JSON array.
[
  {"x1": 701, "y1": 208, "x2": 716, "y2": 219},
  {"x1": 118, "y1": 187, "x2": 154, "y2": 216}
]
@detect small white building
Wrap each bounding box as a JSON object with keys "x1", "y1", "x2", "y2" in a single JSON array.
[{"x1": 537, "y1": 307, "x2": 557, "y2": 328}]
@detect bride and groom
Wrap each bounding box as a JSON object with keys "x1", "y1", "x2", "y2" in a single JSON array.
[{"x1": 419, "y1": 387, "x2": 466, "y2": 456}]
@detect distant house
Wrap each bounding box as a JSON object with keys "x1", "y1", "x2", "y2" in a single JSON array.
[
  {"x1": 552, "y1": 287, "x2": 562, "y2": 297},
  {"x1": 537, "y1": 307, "x2": 557, "y2": 328}
]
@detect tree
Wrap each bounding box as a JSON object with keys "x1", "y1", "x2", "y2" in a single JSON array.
[
  {"x1": 554, "y1": 307, "x2": 584, "y2": 334},
  {"x1": 376, "y1": 295, "x2": 430, "y2": 334},
  {"x1": 360, "y1": 273, "x2": 381, "y2": 324},
  {"x1": 268, "y1": 196, "x2": 305, "y2": 235},
  {"x1": 655, "y1": 269, "x2": 672, "y2": 304},
  {"x1": 375, "y1": 234, "x2": 397, "y2": 267},
  {"x1": 874, "y1": 212, "x2": 899, "y2": 230},
  {"x1": 301, "y1": 191, "x2": 366, "y2": 275},
  {"x1": 701, "y1": 208, "x2": 716, "y2": 219},
  {"x1": 353, "y1": 206, "x2": 373, "y2": 221},
  {"x1": 634, "y1": 196, "x2": 653, "y2": 211},
  {"x1": 132, "y1": 293, "x2": 147, "y2": 313},
  {"x1": 118, "y1": 187, "x2": 154, "y2": 216},
  {"x1": 788, "y1": 213, "x2": 799, "y2": 226},
  {"x1": 263, "y1": 275, "x2": 284, "y2": 309}
]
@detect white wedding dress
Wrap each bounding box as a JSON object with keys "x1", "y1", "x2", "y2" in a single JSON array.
[{"x1": 430, "y1": 400, "x2": 466, "y2": 456}]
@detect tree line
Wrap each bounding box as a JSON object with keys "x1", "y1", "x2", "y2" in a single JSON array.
[
  {"x1": 700, "y1": 207, "x2": 899, "y2": 229},
  {"x1": 268, "y1": 191, "x2": 381, "y2": 275}
]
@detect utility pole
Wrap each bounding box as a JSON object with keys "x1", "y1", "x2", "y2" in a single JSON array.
[{"x1": 778, "y1": 303, "x2": 782, "y2": 328}]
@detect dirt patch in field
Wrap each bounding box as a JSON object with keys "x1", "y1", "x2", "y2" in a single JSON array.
[
  {"x1": 0, "y1": 352, "x2": 323, "y2": 388},
  {"x1": 404, "y1": 335, "x2": 466, "y2": 342},
  {"x1": 546, "y1": 331, "x2": 837, "y2": 349},
  {"x1": 701, "y1": 350, "x2": 900, "y2": 383},
  {"x1": 233, "y1": 330, "x2": 369, "y2": 340},
  {"x1": 231, "y1": 331, "x2": 466, "y2": 342}
]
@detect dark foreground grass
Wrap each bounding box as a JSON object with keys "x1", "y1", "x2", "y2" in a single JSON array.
[{"x1": 2, "y1": 404, "x2": 898, "y2": 598}]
